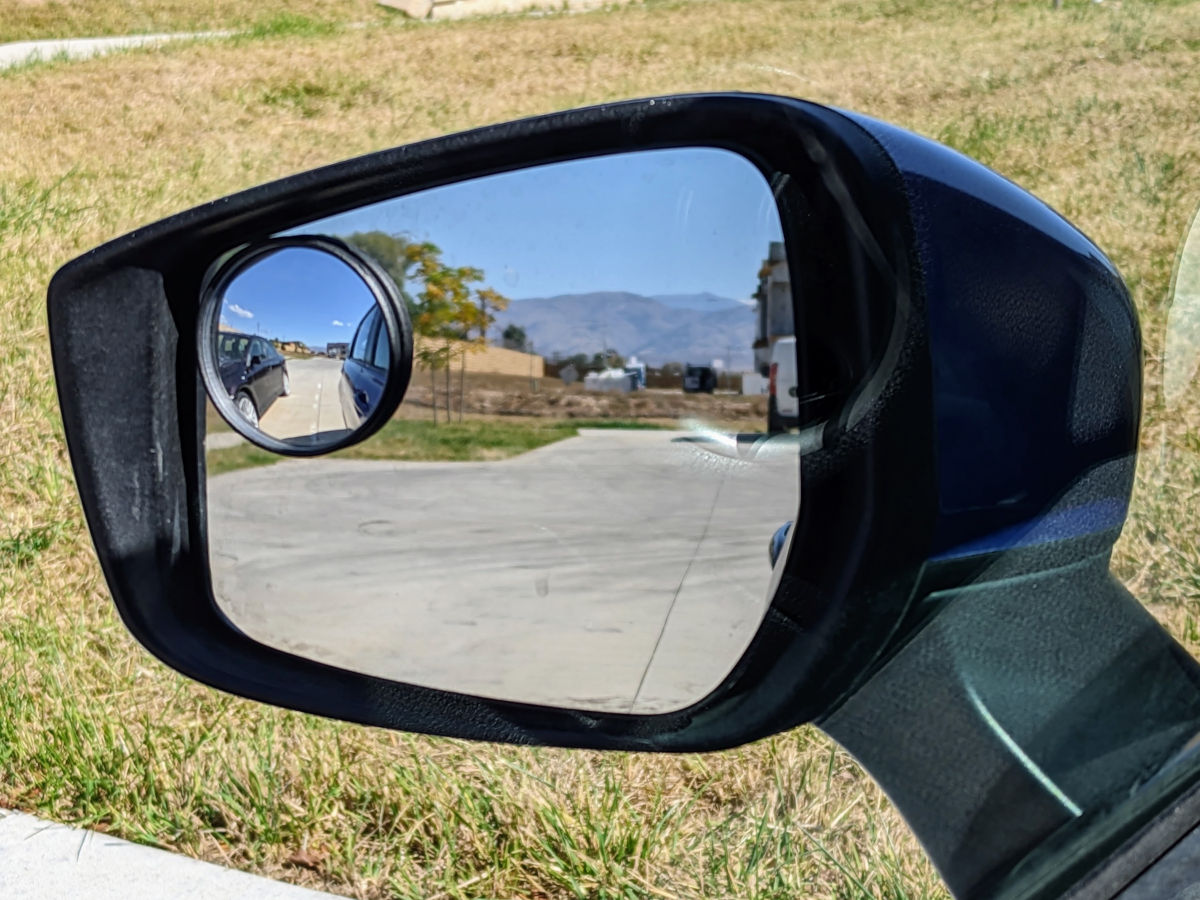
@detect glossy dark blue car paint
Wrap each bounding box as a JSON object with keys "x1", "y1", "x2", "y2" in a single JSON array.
[
  {"x1": 339, "y1": 306, "x2": 389, "y2": 429},
  {"x1": 215, "y1": 331, "x2": 288, "y2": 419},
  {"x1": 845, "y1": 112, "x2": 1141, "y2": 558}
]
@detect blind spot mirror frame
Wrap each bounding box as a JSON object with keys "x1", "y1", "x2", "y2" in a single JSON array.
[{"x1": 197, "y1": 236, "x2": 414, "y2": 456}]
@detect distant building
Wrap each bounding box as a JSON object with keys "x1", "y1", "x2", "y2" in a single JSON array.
[
  {"x1": 327, "y1": 342, "x2": 349, "y2": 359},
  {"x1": 753, "y1": 241, "x2": 792, "y2": 376}
]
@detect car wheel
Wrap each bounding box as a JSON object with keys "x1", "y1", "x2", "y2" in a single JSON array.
[
  {"x1": 281, "y1": 369, "x2": 290, "y2": 396},
  {"x1": 235, "y1": 391, "x2": 259, "y2": 427}
]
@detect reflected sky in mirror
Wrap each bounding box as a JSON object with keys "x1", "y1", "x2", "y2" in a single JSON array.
[
  {"x1": 219, "y1": 245, "x2": 377, "y2": 351},
  {"x1": 298, "y1": 147, "x2": 782, "y2": 312}
]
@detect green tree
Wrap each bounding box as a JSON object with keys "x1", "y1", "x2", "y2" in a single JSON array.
[
  {"x1": 501, "y1": 323, "x2": 528, "y2": 351},
  {"x1": 411, "y1": 254, "x2": 511, "y2": 423},
  {"x1": 342, "y1": 230, "x2": 440, "y2": 321},
  {"x1": 590, "y1": 348, "x2": 624, "y2": 370},
  {"x1": 340, "y1": 231, "x2": 511, "y2": 422}
]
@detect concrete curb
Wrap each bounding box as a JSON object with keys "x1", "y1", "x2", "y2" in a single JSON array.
[
  {"x1": 0, "y1": 32, "x2": 229, "y2": 70},
  {"x1": 0, "y1": 810, "x2": 337, "y2": 899}
]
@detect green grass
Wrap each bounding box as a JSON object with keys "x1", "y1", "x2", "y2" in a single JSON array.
[
  {"x1": 2, "y1": 0, "x2": 1200, "y2": 898},
  {"x1": 205, "y1": 417, "x2": 666, "y2": 475},
  {"x1": 0, "y1": 523, "x2": 66, "y2": 569}
]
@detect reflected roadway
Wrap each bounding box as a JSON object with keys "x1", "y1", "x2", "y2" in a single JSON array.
[
  {"x1": 207, "y1": 429, "x2": 799, "y2": 714},
  {"x1": 258, "y1": 356, "x2": 346, "y2": 439}
]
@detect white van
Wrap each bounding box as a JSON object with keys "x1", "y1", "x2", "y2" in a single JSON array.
[{"x1": 768, "y1": 336, "x2": 799, "y2": 432}]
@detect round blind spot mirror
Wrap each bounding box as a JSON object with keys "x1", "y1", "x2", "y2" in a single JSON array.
[{"x1": 198, "y1": 239, "x2": 411, "y2": 455}]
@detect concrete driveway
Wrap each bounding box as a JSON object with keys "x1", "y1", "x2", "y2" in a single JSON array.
[
  {"x1": 207, "y1": 428, "x2": 799, "y2": 714},
  {"x1": 258, "y1": 357, "x2": 347, "y2": 440},
  {"x1": 0, "y1": 810, "x2": 333, "y2": 899}
]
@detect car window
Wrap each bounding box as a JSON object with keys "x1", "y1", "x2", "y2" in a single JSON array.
[
  {"x1": 218, "y1": 334, "x2": 249, "y2": 361},
  {"x1": 370, "y1": 316, "x2": 389, "y2": 370},
  {"x1": 349, "y1": 310, "x2": 377, "y2": 363}
]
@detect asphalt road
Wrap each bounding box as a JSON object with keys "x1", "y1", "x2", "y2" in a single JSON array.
[
  {"x1": 258, "y1": 356, "x2": 347, "y2": 441},
  {"x1": 207, "y1": 428, "x2": 799, "y2": 714}
]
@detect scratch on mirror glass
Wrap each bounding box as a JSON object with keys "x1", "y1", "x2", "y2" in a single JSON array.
[
  {"x1": 630, "y1": 476, "x2": 727, "y2": 712},
  {"x1": 674, "y1": 187, "x2": 694, "y2": 233}
]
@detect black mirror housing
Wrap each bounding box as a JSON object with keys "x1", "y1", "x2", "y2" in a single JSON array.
[{"x1": 47, "y1": 93, "x2": 1139, "y2": 753}]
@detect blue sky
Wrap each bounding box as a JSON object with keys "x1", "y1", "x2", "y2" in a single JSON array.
[
  {"x1": 219, "y1": 246, "x2": 377, "y2": 349},
  {"x1": 293, "y1": 147, "x2": 784, "y2": 303}
]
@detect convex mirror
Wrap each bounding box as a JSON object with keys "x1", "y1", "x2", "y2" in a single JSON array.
[
  {"x1": 199, "y1": 238, "x2": 412, "y2": 452},
  {"x1": 204, "y1": 147, "x2": 802, "y2": 714}
]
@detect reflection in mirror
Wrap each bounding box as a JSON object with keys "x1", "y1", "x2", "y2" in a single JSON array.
[
  {"x1": 206, "y1": 148, "x2": 801, "y2": 714},
  {"x1": 203, "y1": 244, "x2": 392, "y2": 449}
]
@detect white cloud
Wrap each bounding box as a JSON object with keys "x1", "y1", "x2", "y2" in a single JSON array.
[
  {"x1": 332, "y1": 319, "x2": 348, "y2": 327},
  {"x1": 227, "y1": 303, "x2": 254, "y2": 319}
]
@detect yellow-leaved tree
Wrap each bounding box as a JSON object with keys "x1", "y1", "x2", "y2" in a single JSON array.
[{"x1": 342, "y1": 230, "x2": 509, "y2": 422}]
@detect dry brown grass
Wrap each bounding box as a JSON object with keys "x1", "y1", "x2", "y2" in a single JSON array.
[
  {"x1": 2, "y1": 1, "x2": 1200, "y2": 897},
  {"x1": 0, "y1": 2, "x2": 387, "y2": 43}
]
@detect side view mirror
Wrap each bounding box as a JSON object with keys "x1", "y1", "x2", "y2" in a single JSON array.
[{"x1": 47, "y1": 94, "x2": 1200, "y2": 899}]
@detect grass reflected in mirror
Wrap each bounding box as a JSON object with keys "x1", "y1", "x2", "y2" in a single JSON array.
[{"x1": 205, "y1": 416, "x2": 668, "y2": 475}]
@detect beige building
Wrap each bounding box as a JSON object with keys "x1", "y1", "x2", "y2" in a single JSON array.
[
  {"x1": 414, "y1": 337, "x2": 544, "y2": 379},
  {"x1": 753, "y1": 241, "x2": 793, "y2": 376}
]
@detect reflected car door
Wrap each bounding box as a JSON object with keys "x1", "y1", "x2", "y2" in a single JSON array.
[
  {"x1": 264, "y1": 341, "x2": 286, "y2": 398},
  {"x1": 246, "y1": 339, "x2": 276, "y2": 410},
  {"x1": 338, "y1": 309, "x2": 386, "y2": 429}
]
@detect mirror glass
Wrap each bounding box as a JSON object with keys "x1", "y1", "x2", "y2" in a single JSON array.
[
  {"x1": 203, "y1": 244, "x2": 394, "y2": 448},
  {"x1": 205, "y1": 148, "x2": 801, "y2": 714}
]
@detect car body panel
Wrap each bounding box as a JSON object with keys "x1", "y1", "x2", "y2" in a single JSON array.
[
  {"x1": 216, "y1": 331, "x2": 287, "y2": 418},
  {"x1": 769, "y1": 336, "x2": 799, "y2": 428},
  {"x1": 338, "y1": 307, "x2": 388, "y2": 429}
]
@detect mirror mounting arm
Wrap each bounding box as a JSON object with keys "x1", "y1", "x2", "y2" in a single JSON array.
[{"x1": 821, "y1": 560, "x2": 1200, "y2": 900}]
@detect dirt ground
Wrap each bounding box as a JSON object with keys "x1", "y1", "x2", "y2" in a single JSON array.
[
  {"x1": 207, "y1": 368, "x2": 769, "y2": 433},
  {"x1": 403, "y1": 369, "x2": 768, "y2": 428}
]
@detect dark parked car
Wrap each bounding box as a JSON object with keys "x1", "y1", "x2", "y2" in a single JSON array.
[
  {"x1": 338, "y1": 305, "x2": 389, "y2": 429},
  {"x1": 217, "y1": 331, "x2": 289, "y2": 427},
  {"x1": 682, "y1": 363, "x2": 717, "y2": 393}
]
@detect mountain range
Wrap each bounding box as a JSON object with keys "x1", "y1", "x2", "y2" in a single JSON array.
[{"x1": 490, "y1": 291, "x2": 757, "y2": 370}]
